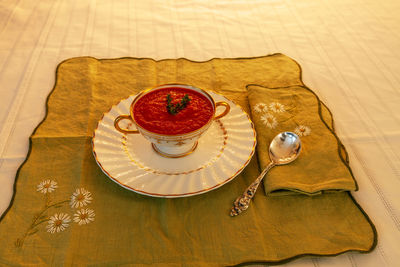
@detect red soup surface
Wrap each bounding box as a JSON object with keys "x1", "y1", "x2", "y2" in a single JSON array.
[{"x1": 133, "y1": 87, "x2": 214, "y2": 135}]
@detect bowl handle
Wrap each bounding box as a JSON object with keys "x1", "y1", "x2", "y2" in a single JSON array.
[
  {"x1": 114, "y1": 115, "x2": 140, "y2": 134},
  {"x1": 214, "y1": 102, "x2": 230, "y2": 120}
]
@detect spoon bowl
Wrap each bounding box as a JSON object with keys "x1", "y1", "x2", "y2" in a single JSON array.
[
  {"x1": 269, "y1": 132, "x2": 302, "y2": 165},
  {"x1": 230, "y1": 132, "x2": 301, "y2": 216}
]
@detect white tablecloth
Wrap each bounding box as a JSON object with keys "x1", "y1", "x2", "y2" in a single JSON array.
[{"x1": 1, "y1": 0, "x2": 399, "y2": 266}]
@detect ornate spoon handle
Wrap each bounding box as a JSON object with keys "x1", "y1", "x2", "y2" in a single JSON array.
[{"x1": 230, "y1": 162, "x2": 275, "y2": 216}]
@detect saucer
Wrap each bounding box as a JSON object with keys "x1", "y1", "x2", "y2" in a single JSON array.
[{"x1": 92, "y1": 91, "x2": 256, "y2": 197}]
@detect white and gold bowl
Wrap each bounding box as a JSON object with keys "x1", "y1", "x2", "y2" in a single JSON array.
[
  {"x1": 92, "y1": 88, "x2": 256, "y2": 197},
  {"x1": 114, "y1": 84, "x2": 230, "y2": 158}
]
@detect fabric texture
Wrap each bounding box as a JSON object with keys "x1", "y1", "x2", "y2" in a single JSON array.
[
  {"x1": 247, "y1": 84, "x2": 357, "y2": 196},
  {"x1": 0, "y1": 54, "x2": 376, "y2": 266}
]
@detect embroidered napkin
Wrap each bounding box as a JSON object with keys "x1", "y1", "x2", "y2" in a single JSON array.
[
  {"x1": 0, "y1": 54, "x2": 376, "y2": 266},
  {"x1": 247, "y1": 84, "x2": 358, "y2": 196}
]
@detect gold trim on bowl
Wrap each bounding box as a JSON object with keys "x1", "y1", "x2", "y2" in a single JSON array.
[
  {"x1": 152, "y1": 141, "x2": 198, "y2": 158},
  {"x1": 115, "y1": 83, "x2": 230, "y2": 137}
]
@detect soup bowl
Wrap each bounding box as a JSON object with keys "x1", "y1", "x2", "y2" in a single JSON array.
[{"x1": 114, "y1": 84, "x2": 230, "y2": 158}]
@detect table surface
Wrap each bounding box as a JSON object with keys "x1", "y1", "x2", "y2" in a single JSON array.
[{"x1": 1, "y1": 0, "x2": 399, "y2": 266}]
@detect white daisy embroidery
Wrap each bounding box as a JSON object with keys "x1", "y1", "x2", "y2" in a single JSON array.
[
  {"x1": 269, "y1": 102, "x2": 285, "y2": 113},
  {"x1": 254, "y1": 103, "x2": 268, "y2": 113},
  {"x1": 294, "y1": 125, "x2": 311, "y2": 136},
  {"x1": 70, "y1": 188, "x2": 93, "y2": 208},
  {"x1": 73, "y1": 209, "x2": 95, "y2": 225},
  {"x1": 36, "y1": 180, "x2": 58, "y2": 194},
  {"x1": 261, "y1": 113, "x2": 278, "y2": 129},
  {"x1": 46, "y1": 213, "x2": 71, "y2": 233}
]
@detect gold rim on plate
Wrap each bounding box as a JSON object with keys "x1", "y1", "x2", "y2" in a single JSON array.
[{"x1": 92, "y1": 91, "x2": 256, "y2": 198}]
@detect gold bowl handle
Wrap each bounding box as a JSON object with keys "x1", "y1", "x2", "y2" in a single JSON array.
[
  {"x1": 214, "y1": 102, "x2": 230, "y2": 120},
  {"x1": 114, "y1": 115, "x2": 139, "y2": 134}
]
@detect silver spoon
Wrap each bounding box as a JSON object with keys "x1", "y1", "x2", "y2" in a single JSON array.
[{"x1": 230, "y1": 132, "x2": 302, "y2": 216}]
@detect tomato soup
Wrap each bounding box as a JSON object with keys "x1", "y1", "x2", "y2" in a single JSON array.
[{"x1": 133, "y1": 87, "x2": 214, "y2": 135}]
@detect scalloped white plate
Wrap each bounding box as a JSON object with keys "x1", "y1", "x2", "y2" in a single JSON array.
[{"x1": 92, "y1": 91, "x2": 256, "y2": 198}]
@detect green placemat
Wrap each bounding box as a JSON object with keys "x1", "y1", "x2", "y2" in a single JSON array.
[{"x1": 0, "y1": 54, "x2": 376, "y2": 266}]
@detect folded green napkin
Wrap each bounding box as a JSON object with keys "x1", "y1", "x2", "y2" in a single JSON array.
[
  {"x1": 0, "y1": 55, "x2": 376, "y2": 266},
  {"x1": 247, "y1": 84, "x2": 357, "y2": 196}
]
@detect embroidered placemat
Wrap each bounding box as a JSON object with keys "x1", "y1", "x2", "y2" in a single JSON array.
[{"x1": 0, "y1": 54, "x2": 376, "y2": 266}]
